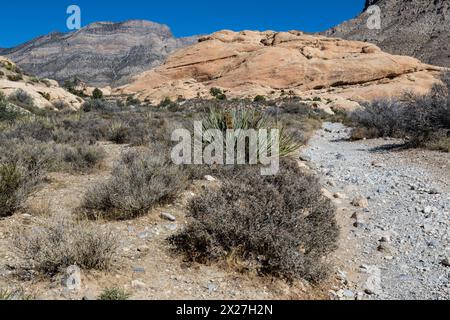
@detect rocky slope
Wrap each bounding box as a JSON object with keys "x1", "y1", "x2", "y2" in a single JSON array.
[
  {"x1": 0, "y1": 56, "x2": 83, "y2": 110},
  {"x1": 325, "y1": 0, "x2": 450, "y2": 68},
  {"x1": 116, "y1": 30, "x2": 443, "y2": 109},
  {"x1": 0, "y1": 20, "x2": 198, "y2": 87}
]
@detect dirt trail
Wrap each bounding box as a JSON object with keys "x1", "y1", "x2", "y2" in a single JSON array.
[{"x1": 302, "y1": 123, "x2": 450, "y2": 300}]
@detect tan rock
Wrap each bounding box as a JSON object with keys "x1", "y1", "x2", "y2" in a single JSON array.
[
  {"x1": 115, "y1": 30, "x2": 444, "y2": 106},
  {"x1": 0, "y1": 56, "x2": 83, "y2": 110}
]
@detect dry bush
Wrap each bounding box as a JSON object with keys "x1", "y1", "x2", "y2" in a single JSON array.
[
  {"x1": 14, "y1": 216, "x2": 118, "y2": 276},
  {"x1": 82, "y1": 150, "x2": 188, "y2": 220},
  {"x1": 57, "y1": 143, "x2": 105, "y2": 172},
  {"x1": 169, "y1": 160, "x2": 339, "y2": 283},
  {"x1": 0, "y1": 139, "x2": 54, "y2": 217},
  {"x1": 350, "y1": 72, "x2": 450, "y2": 151}
]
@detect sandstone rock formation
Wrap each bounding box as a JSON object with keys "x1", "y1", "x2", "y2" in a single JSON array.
[
  {"x1": 0, "y1": 20, "x2": 198, "y2": 87},
  {"x1": 0, "y1": 56, "x2": 83, "y2": 110},
  {"x1": 116, "y1": 30, "x2": 443, "y2": 109},
  {"x1": 325, "y1": 0, "x2": 450, "y2": 68}
]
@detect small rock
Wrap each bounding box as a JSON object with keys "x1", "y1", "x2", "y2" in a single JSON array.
[
  {"x1": 334, "y1": 192, "x2": 346, "y2": 199},
  {"x1": 131, "y1": 280, "x2": 146, "y2": 290},
  {"x1": 379, "y1": 236, "x2": 390, "y2": 243},
  {"x1": 377, "y1": 243, "x2": 393, "y2": 254},
  {"x1": 363, "y1": 266, "x2": 382, "y2": 295},
  {"x1": 342, "y1": 290, "x2": 355, "y2": 299},
  {"x1": 207, "y1": 283, "x2": 218, "y2": 292},
  {"x1": 441, "y1": 258, "x2": 450, "y2": 267},
  {"x1": 165, "y1": 223, "x2": 178, "y2": 231},
  {"x1": 321, "y1": 188, "x2": 334, "y2": 200},
  {"x1": 137, "y1": 246, "x2": 150, "y2": 254},
  {"x1": 82, "y1": 293, "x2": 97, "y2": 300},
  {"x1": 351, "y1": 196, "x2": 369, "y2": 209},
  {"x1": 204, "y1": 175, "x2": 217, "y2": 182},
  {"x1": 327, "y1": 179, "x2": 337, "y2": 187},
  {"x1": 422, "y1": 207, "x2": 433, "y2": 215},
  {"x1": 428, "y1": 188, "x2": 440, "y2": 195},
  {"x1": 299, "y1": 155, "x2": 312, "y2": 162},
  {"x1": 422, "y1": 224, "x2": 433, "y2": 233},
  {"x1": 371, "y1": 161, "x2": 383, "y2": 168},
  {"x1": 63, "y1": 265, "x2": 81, "y2": 291},
  {"x1": 353, "y1": 219, "x2": 366, "y2": 228},
  {"x1": 160, "y1": 212, "x2": 176, "y2": 222}
]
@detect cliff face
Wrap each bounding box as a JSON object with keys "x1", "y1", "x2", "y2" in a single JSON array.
[
  {"x1": 325, "y1": 0, "x2": 450, "y2": 67},
  {"x1": 0, "y1": 20, "x2": 199, "y2": 87}
]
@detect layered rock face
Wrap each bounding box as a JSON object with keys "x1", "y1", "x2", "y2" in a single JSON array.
[
  {"x1": 0, "y1": 20, "x2": 198, "y2": 87},
  {"x1": 116, "y1": 30, "x2": 443, "y2": 109},
  {"x1": 325, "y1": 0, "x2": 450, "y2": 67},
  {"x1": 0, "y1": 56, "x2": 83, "y2": 110}
]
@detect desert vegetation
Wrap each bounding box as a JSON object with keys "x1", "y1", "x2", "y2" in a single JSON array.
[
  {"x1": 0, "y1": 93, "x2": 342, "y2": 298},
  {"x1": 14, "y1": 216, "x2": 118, "y2": 276},
  {"x1": 350, "y1": 72, "x2": 450, "y2": 152},
  {"x1": 169, "y1": 160, "x2": 339, "y2": 283}
]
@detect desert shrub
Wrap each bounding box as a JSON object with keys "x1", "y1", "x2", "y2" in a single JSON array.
[
  {"x1": 7, "y1": 74, "x2": 23, "y2": 82},
  {"x1": 92, "y1": 88, "x2": 103, "y2": 100},
  {"x1": 99, "y1": 288, "x2": 130, "y2": 300},
  {"x1": 210, "y1": 87, "x2": 227, "y2": 100},
  {"x1": 253, "y1": 95, "x2": 266, "y2": 103},
  {"x1": 169, "y1": 160, "x2": 339, "y2": 282},
  {"x1": 82, "y1": 150, "x2": 188, "y2": 220},
  {"x1": 82, "y1": 99, "x2": 119, "y2": 113},
  {"x1": 0, "y1": 139, "x2": 55, "y2": 217},
  {"x1": 350, "y1": 99, "x2": 404, "y2": 139},
  {"x1": 1, "y1": 118, "x2": 56, "y2": 142},
  {"x1": 52, "y1": 100, "x2": 69, "y2": 110},
  {"x1": 58, "y1": 143, "x2": 105, "y2": 172},
  {"x1": 200, "y1": 107, "x2": 301, "y2": 161},
  {"x1": 8, "y1": 89, "x2": 33, "y2": 106},
  {"x1": 350, "y1": 73, "x2": 450, "y2": 151},
  {"x1": 1, "y1": 92, "x2": 23, "y2": 122},
  {"x1": 126, "y1": 96, "x2": 142, "y2": 107},
  {"x1": 14, "y1": 217, "x2": 118, "y2": 276}
]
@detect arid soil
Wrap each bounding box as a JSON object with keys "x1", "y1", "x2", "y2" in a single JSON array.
[{"x1": 0, "y1": 142, "x2": 322, "y2": 300}]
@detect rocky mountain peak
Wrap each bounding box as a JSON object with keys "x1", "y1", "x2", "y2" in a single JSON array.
[{"x1": 0, "y1": 20, "x2": 198, "y2": 87}]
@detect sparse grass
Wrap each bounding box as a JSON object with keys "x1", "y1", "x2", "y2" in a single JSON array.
[
  {"x1": 99, "y1": 287, "x2": 131, "y2": 300},
  {"x1": 169, "y1": 160, "x2": 339, "y2": 283},
  {"x1": 14, "y1": 216, "x2": 118, "y2": 276},
  {"x1": 82, "y1": 150, "x2": 189, "y2": 220}
]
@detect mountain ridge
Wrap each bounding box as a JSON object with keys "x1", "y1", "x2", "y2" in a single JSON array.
[
  {"x1": 0, "y1": 20, "x2": 199, "y2": 87},
  {"x1": 325, "y1": 0, "x2": 450, "y2": 67}
]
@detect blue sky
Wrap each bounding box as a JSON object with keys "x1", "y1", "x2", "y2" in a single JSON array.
[{"x1": 0, "y1": 0, "x2": 365, "y2": 48}]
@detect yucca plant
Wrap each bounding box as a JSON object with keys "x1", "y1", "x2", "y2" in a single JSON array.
[
  {"x1": 198, "y1": 107, "x2": 301, "y2": 163},
  {"x1": 108, "y1": 120, "x2": 130, "y2": 144}
]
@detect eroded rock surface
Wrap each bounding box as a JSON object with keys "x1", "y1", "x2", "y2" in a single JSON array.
[{"x1": 117, "y1": 30, "x2": 443, "y2": 108}]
